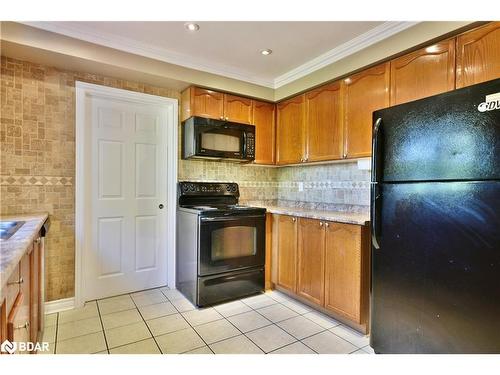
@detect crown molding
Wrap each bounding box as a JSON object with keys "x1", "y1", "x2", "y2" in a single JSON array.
[
  {"x1": 273, "y1": 21, "x2": 420, "y2": 88},
  {"x1": 21, "y1": 21, "x2": 275, "y2": 88},
  {"x1": 21, "y1": 21, "x2": 419, "y2": 90}
]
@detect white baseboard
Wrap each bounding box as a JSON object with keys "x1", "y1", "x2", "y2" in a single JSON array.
[{"x1": 44, "y1": 297, "x2": 75, "y2": 314}]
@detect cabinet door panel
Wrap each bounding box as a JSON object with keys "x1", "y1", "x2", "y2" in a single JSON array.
[
  {"x1": 276, "y1": 95, "x2": 305, "y2": 165},
  {"x1": 343, "y1": 63, "x2": 390, "y2": 158},
  {"x1": 457, "y1": 22, "x2": 500, "y2": 88},
  {"x1": 30, "y1": 239, "x2": 40, "y2": 343},
  {"x1": 297, "y1": 218, "x2": 325, "y2": 305},
  {"x1": 191, "y1": 87, "x2": 224, "y2": 120},
  {"x1": 8, "y1": 253, "x2": 31, "y2": 353},
  {"x1": 224, "y1": 94, "x2": 253, "y2": 124},
  {"x1": 253, "y1": 101, "x2": 276, "y2": 164},
  {"x1": 277, "y1": 215, "x2": 297, "y2": 293},
  {"x1": 305, "y1": 82, "x2": 343, "y2": 161},
  {"x1": 324, "y1": 223, "x2": 362, "y2": 323},
  {"x1": 390, "y1": 39, "x2": 456, "y2": 105}
]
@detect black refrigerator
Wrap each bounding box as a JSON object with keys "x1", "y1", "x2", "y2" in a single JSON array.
[{"x1": 370, "y1": 78, "x2": 500, "y2": 354}]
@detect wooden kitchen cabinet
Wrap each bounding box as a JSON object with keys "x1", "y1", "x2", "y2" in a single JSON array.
[
  {"x1": 343, "y1": 62, "x2": 390, "y2": 159},
  {"x1": 297, "y1": 218, "x2": 325, "y2": 306},
  {"x1": 324, "y1": 223, "x2": 369, "y2": 324},
  {"x1": 253, "y1": 100, "x2": 276, "y2": 164},
  {"x1": 276, "y1": 94, "x2": 305, "y2": 165},
  {"x1": 276, "y1": 215, "x2": 298, "y2": 293},
  {"x1": 181, "y1": 87, "x2": 224, "y2": 121},
  {"x1": 390, "y1": 39, "x2": 456, "y2": 105},
  {"x1": 456, "y1": 22, "x2": 500, "y2": 88},
  {"x1": 223, "y1": 94, "x2": 253, "y2": 124},
  {"x1": 305, "y1": 81, "x2": 344, "y2": 161}
]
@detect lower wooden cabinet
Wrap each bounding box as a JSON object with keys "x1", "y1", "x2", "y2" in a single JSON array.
[{"x1": 271, "y1": 214, "x2": 370, "y2": 332}]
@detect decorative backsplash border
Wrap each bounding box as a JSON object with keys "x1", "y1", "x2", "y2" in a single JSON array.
[{"x1": 0, "y1": 175, "x2": 73, "y2": 186}]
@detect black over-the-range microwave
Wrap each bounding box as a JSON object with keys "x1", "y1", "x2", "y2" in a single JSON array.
[{"x1": 182, "y1": 116, "x2": 255, "y2": 162}]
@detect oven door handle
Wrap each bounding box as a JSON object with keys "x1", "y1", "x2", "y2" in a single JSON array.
[{"x1": 200, "y1": 214, "x2": 265, "y2": 222}]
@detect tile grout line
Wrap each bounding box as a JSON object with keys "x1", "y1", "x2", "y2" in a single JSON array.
[
  {"x1": 129, "y1": 292, "x2": 164, "y2": 354},
  {"x1": 53, "y1": 312, "x2": 59, "y2": 354},
  {"x1": 95, "y1": 300, "x2": 111, "y2": 354}
]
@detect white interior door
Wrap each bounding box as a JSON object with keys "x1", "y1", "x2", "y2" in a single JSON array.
[{"x1": 83, "y1": 93, "x2": 169, "y2": 301}]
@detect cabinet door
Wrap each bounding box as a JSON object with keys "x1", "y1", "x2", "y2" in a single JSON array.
[
  {"x1": 30, "y1": 238, "x2": 40, "y2": 343},
  {"x1": 390, "y1": 39, "x2": 456, "y2": 105},
  {"x1": 297, "y1": 218, "x2": 325, "y2": 305},
  {"x1": 324, "y1": 223, "x2": 363, "y2": 323},
  {"x1": 456, "y1": 22, "x2": 500, "y2": 88},
  {"x1": 343, "y1": 63, "x2": 390, "y2": 158},
  {"x1": 276, "y1": 95, "x2": 305, "y2": 165},
  {"x1": 253, "y1": 101, "x2": 276, "y2": 164},
  {"x1": 305, "y1": 81, "x2": 343, "y2": 161},
  {"x1": 276, "y1": 215, "x2": 298, "y2": 293},
  {"x1": 223, "y1": 94, "x2": 253, "y2": 124},
  {"x1": 191, "y1": 87, "x2": 224, "y2": 120}
]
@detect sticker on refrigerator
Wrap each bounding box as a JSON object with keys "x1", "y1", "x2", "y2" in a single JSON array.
[{"x1": 477, "y1": 92, "x2": 500, "y2": 112}]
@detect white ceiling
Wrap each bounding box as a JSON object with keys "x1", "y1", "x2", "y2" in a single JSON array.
[{"x1": 24, "y1": 21, "x2": 418, "y2": 88}]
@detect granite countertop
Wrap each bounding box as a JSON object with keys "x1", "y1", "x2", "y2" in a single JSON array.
[
  {"x1": 0, "y1": 213, "x2": 48, "y2": 301},
  {"x1": 258, "y1": 205, "x2": 370, "y2": 226}
]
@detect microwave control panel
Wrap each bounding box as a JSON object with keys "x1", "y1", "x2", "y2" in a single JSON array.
[{"x1": 246, "y1": 133, "x2": 255, "y2": 158}]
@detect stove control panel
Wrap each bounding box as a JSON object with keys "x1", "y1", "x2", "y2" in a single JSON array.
[{"x1": 179, "y1": 182, "x2": 239, "y2": 196}]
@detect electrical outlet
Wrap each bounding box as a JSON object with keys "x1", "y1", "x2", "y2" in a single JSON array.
[{"x1": 298, "y1": 181, "x2": 304, "y2": 192}]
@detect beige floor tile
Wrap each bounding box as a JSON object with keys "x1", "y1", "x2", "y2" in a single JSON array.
[
  {"x1": 57, "y1": 316, "x2": 102, "y2": 341},
  {"x1": 182, "y1": 307, "x2": 223, "y2": 326},
  {"x1": 131, "y1": 290, "x2": 167, "y2": 307},
  {"x1": 56, "y1": 331, "x2": 107, "y2": 354},
  {"x1": 101, "y1": 308, "x2": 142, "y2": 330},
  {"x1": 146, "y1": 313, "x2": 190, "y2": 336},
  {"x1": 245, "y1": 324, "x2": 296, "y2": 353},
  {"x1": 58, "y1": 301, "x2": 98, "y2": 324},
  {"x1": 240, "y1": 294, "x2": 277, "y2": 309},
  {"x1": 162, "y1": 288, "x2": 185, "y2": 301},
  {"x1": 98, "y1": 295, "x2": 136, "y2": 315},
  {"x1": 109, "y1": 338, "x2": 161, "y2": 354},
  {"x1": 194, "y1": 319, "x2": 240, "y2": 344},
  {"x1": 213, "y1": 300, "x2": 252, "y2": 317},
  {"x1": 280, "y1": 299, "x2": 312, "y2": 314},
  {"x1": 210, "y1": 334, "x2": 264, "y2": 354},
  {"x1": 44, "y1": 313, "x2": 57, "y2": 327},
  {"x1": 362, "y1": 345, "x2": 375, "y2": 354},
  {"x1": 94, "y1": 350, "x2": 109, "y2": 354},
  {"x1": 42, "y1": 324, "x2": 57, "y2": 343},
  {"x1": 330, "y1": 325, "x2": 369, "y2": 348},
  {"x1": 302, "y1": 331, "x2": 357, "y2": 354},
  {"x1": 265, "y1": 290, "x2": 291, "y2": 303},
  {"x1": 171, "y1": 297, "x2": 196, "y2": 312},
  {"x1": 303, "y1": 311, "x2": 341, "y2": 329},
  {"x1": 256, "y1": 303, "x2": 299, "y2": 323},
  {"x1": 270, "y1": 341, "x2": 316, "y2": 354},
  {"x1": 184, "y1": 346, "x2": 214, "y2": 354},
  {"x1": 139, "y1": 301, "x2": 177, "y2": 320},
  {"x1": 155, "y1": 327, "x2": 205, "y2": 354},
  {"x1": 227, "y1": 310, "x2": 272, "y2": 333},
  {"x1": 351, "y1": 349, "x2": 369, "y2": 354},
  {"x1": 276, "y1": 315, "x2": 324, "y2": 340},
  {"x1": 105, "y1": 321, "x2": 152, "y2": 349}
]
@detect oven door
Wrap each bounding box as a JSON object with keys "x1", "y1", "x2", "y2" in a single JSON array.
[
  {"x1": 198, "y1": 214, "x2": 265, "y2": 276},
  {"x1": 195, "y1": 125, "x2": 246, "y2": 159}
]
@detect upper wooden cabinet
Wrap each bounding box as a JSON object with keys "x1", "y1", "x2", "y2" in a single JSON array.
[
  {"x1": 181, "y1": 87, "x2": 224, "y2": 121},
  {"x1": 276, "y1": 215, "x2": 298, "y2": 293},
  {"x1": 297, "y1": 218, "x2": 325, "y2": 306},
  {"x1": 253, "y1": 101, "x2": 276, "y2": 164},
  {"x1": 343, "y1": 62, "x2": 390, "y2": 159},
  {"x1": 456, "y1": 22, "x2": 500, "y2": 88},
  {"x1": 223, "y1": 94, "x2": 253, "y2": 124},
  {"x1": 390, "y1": 39, "x2": 456, "y2": 105},
  {"x1": 276, "y1": 95, "x2": 305, "y2": 165},
  {"x1": 305, "y1": 81, "x2": 344, "y2": 161}
]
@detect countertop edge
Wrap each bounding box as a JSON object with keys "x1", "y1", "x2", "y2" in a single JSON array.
[{"x1": 262, "y1": 206, "x2": 370, "y2": 226}]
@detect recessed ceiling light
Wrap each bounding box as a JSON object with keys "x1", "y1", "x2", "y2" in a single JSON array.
[
  {"x1": 260, "y1": 49, "x2": 273, "y2": 56},
  {"x1": 184, "y1": 22, "x2": 200, "y2": 32}
]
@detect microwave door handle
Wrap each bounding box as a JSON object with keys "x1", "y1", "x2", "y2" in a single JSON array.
[{"x1": 242, "y1": 132, "x2": 247, "y2": 157}]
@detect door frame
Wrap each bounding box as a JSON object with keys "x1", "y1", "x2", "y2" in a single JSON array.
[{"x1": 75, "y1": 81, "x2": 178, "y2": 308}]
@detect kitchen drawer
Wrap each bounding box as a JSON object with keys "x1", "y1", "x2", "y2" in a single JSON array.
[{"x1": 5, "y1": 264, "x2": 20, "y2": 313}]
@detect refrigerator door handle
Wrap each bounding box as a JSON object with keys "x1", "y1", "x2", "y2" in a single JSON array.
[
  {"x1": 371, "y1": 117, "x2": 382, "y2": 183},
  {"x1": 371, "y1": 182, "x2": 381, "y2": 250}
]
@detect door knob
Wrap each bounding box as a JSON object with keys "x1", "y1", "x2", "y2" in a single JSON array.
[{"x1": 159, "y1": 204, "x2": 164, "y2": 209}]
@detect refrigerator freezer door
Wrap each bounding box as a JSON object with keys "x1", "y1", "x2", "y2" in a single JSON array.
[
  {"x1": 372, "y1": 78, "x2": 500, "y2": 183},
  {"x1": 371, "y1": 181, "x2": 500, "y2": 353}
]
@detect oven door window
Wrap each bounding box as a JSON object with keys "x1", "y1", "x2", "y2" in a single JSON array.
[{"x1": 199, "y1": 216, "x2": 265, "y2": 276}]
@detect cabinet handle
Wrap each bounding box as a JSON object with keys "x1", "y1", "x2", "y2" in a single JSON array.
[
  {"x1": 343, "y1": 153, "x2": 347, "y2": 159},
  {"x1": 35, "y1": 237, "x2": 41, "y2": 244},
  {"x1": 319, "y1": 222, "x2": 323, "y2": 227},
  {"x1": 220, "y1": 116, "x2": 224, "y2": 120},
  {"x1": 8, "y1": 277, "x2": 23, "y2": 286},
  {"x1": 325, "y1": 222, "x2": 329, "y2": 228},
  {"x1": 292, "y1": 217, "x2": 296, "y2": 222},
  {"x1": 225, "y1": 117, "x2": 229, "y2": 121},
  {"x1": 15, "y1": 321, "x2": 30, "y2": 330}
]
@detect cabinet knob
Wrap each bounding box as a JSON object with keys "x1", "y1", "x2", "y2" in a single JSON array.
[
  {"x1": 15, "y1": 321, "x2": 30, "y2": 330},
  {"x1": 325, "y1": 222, "x2": 329, "y2": 228},
  {"x1": 220, "y1": 116, "x2": 224, "y2": 120},
  {"x1": 35, "y1": 237, "x2": 41, "y2": 244},
  {"x1": 225, "y1": 117, "x2": 229, "y2": 121},
  {"x1": 319, "y1": 222, "x2": 323, "y2": 227},
  {"x1": 8, "y1": 277, "x2": 23, "y2": 286},
  {"x1": 292, "y1": 217, "x2": 296, "y2": 222}
]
